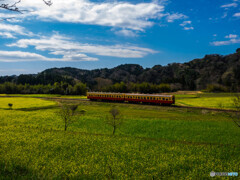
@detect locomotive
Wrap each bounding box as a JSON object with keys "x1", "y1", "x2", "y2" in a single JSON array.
[{"x1": 87, "y1": 92, "x2": 175, "y2": 105}]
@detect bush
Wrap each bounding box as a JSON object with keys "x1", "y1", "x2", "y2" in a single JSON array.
[{"x1": 205, "y1": 84, "x2": 228, "y2": 92}]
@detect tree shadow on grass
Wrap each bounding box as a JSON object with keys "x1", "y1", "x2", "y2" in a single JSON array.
[{"x1": 0, "y1": 105, "x2": 58, "y2": 111}]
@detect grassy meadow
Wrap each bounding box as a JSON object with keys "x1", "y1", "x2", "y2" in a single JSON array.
[
  {"x1": 174, "y1": 92, "x2": 239, "y2": 110},
  {"x1": 0, "y1": 95, "x2": 240, "y2": 179}
]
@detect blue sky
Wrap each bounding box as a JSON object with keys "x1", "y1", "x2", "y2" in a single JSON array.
[{"x1": 0, "y1": 0, "x2": 239, "y2": 75}]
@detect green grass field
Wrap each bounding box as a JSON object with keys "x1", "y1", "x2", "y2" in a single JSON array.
[
  {"x1": 0, "y1": 96, "x2": 240, "y2": 179},
  {"x1": 0, "y1": 94, "x2": 87, "y2": 99},
  {"x1": 175, "y1": 93, "x2": 239, "y2": 110}
]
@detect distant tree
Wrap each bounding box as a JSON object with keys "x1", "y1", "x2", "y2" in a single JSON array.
[
  {"x1": 8, "y1": 103, "x2": 13, "y2": 110},
  {"x1": 73, "y1": 83, "x2": 87, "y2": 95},
  {"x1": 95, "y1": 77, "x2": 113, "y2": 91},
  {"x1": 205, "y1": 84, "x2": 228, "y2": 93},
  {"x1": 158, "y1": 83, "x2": 171, "y2": 93},
  {"x1": 58, "y1": 104, "x2": 86, "y2": 131},
  {"x1": 105, "y1": 106, "x2": 123, "y2": 135}
]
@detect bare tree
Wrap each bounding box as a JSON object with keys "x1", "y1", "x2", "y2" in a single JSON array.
[
  {"x1": 58, "y1": 104, "x2": 86, "y2": 131},
  {"x1": 105, "y1": 106, "x2": 123, "y2": 135},
  {"x1": 232, "y1": 94, "x2": 240, "y2": 127},
  {"x1": 0, "y1": 0, "x2": 52, "y2": 13}
]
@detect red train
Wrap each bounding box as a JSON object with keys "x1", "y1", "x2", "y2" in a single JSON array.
[{"x1": 87, "y1": 92, "x2": 175, "y2": 105}]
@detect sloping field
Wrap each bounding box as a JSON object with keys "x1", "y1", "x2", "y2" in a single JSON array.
[{"x1": 0, "y1": 97, "x2": 239, "y2": 178}]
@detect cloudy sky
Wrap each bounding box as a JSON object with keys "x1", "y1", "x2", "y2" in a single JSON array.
[{"x1": 0, "y1": 0, "x2": 239, "y2": 75}]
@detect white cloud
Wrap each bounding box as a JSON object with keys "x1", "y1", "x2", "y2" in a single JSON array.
[
  {"x1": 0, "y1": 32, "x2": 16, "y2": 38},
  {"x1": 180, "y1": 20, "x2": 194, "y2": 30},
  {"x1": 0, "y1": 13, "x2": 26, "y2": 22},
  {"x1": 180, "y1": 21, "x2": 191, "y2": 26},
  {"x1": 0, "y1": 50, "x2": 57, "y2": 62},
  {"x1": 233, "y1": 12, "x2": 240, "y2": 17},
  {"x1": 0, "y1": 22, "x2": 33, "y2": 38},
  {"x1": 0, "y1": 50, "x2": 98, "y2": 62},
  {"x1": 211, "y1": 39, "x2": 240, "y2": 46},
  {"x1": 166, "y1": 13, "x2": 187, "y2": 22},
  {"x1": 211, "y1": 34, "x2": 240, "y2": 46},
  {"x1": 183, "y1": 27, "x2": 194, "y2": 30},
  {"x1": 0, "y1": 23, "x2": 25, "y2": 34},
  {"x1": 1, "y1": 0, "x2": 188, "y2": 32},
  {"x1": 221, "y1": 3, "x2": 238, "y2": 8},
  {"x1": 7, "y1": 34, "x2": 158, "y2": 61},
  {"x1": 225, "y1": 34, "x2": 238, "y2": 38},
  {"x1": 14, "y1": 0, "x2": 166, "y2": 31},
  {"x1": 114, "y1": 29, "x2": 137, "y2": 37}
]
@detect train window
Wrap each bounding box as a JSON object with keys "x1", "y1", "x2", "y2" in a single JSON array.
[
  {"x1": 163, "y1": 98, "x2": 165, "y2": 100},
  {"x1": 166, "y1": 98, "x2": 168, "y2": 101}
]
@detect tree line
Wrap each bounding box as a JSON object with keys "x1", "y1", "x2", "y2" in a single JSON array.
[
  {"x1": 101, "y1": 82, "x2": 171, "y2": 93},
  {"x1": 0, "y1": 82, "x2": 87, "y2": 95},
  {"x1": 0, "y1": 81, "x2": 173, "y2": 95}
]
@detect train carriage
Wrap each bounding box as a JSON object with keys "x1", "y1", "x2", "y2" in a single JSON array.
[
  {"x1": 87, "y1": 92, "x2": 175, "y2": 105},
  {"x1": 125, "y1": 93, "x2": 175, "y2": 105},
  {"x1": 87, "y1": 92, "x2": 125, "y2": 102}
]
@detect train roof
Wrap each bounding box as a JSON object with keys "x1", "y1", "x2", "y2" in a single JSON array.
[
  {"x1": 87, "y1": 92, "x2": 174, "y2": 97},
  {"x1": 87, "y1": 92, "x2": 125, "y2": 95},
  {"x1": 125, "y1": 93, "x2": 173, "y2": 97}
]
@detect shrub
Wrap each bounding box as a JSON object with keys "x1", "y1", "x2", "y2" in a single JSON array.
[
  {"x1": 205, "y1": 84, "x2": 228, "y2": 92},
  {"x1": 8, "y1": 103, "x2": 13, "y2": 109}
]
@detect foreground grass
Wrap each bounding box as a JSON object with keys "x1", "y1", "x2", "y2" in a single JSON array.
[
  {"x1": 1, "y1": 126, "x2": 240, "y2": 179},
  {"x1": 0, "y1": 97, "x2": 240, "y2": 178}
]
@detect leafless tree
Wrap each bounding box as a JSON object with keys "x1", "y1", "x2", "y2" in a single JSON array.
[
  {"x1": 0, "y1": 0, "x2": 52, "y2": 13},
  {"x1": 58, "y1": 104, "x2": 86, "y2": 131},
  {"x1": 105, "y1": 106, "x2": 123, "y2": 135}
]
